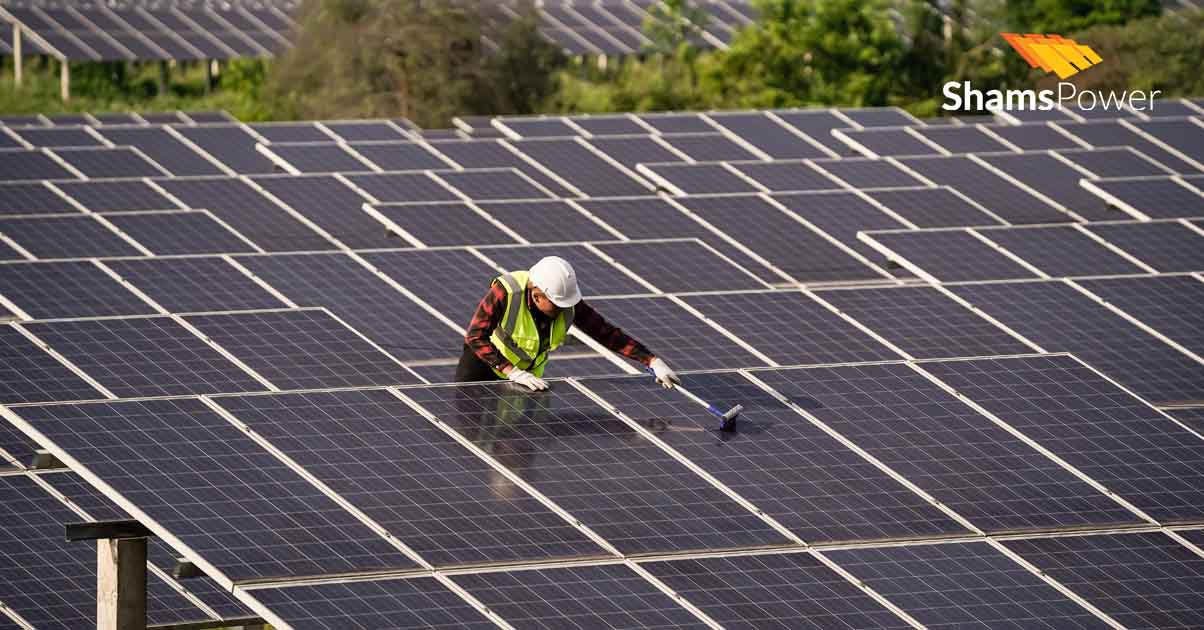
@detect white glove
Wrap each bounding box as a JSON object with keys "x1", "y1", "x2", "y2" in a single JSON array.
[
  {"x1": 650, "y1": 357, "x2": 681, "y2": 389},
  {"x1": 507, "y1": 367, "x2": 549, "y2": 391}
]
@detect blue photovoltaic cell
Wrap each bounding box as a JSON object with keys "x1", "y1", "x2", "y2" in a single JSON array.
[
  {"x1": 867, "y1": 187, "x2": 1004, "y2": 227},
  {"x1": 53, "y1": 179, "x2": 177, "y2": 212},
  {"x1": 587, "y1": 372, "x2": 968, "y2": 542},
  {"x1": 250, "y1": 123, "x2": 332, "y2": 143},
  {"x1": 0, "y1": 216, "x2": 142, "y2": 259},
  {"x1": 371, "y1": 202, "x2": 520, "y2": 247},
  {"x1": 0, "y1": 260, "x2": 156, "y2": 318},
  {"x1": 347, "y1": 142, "x2": 451, "y2": 171},
  {"x1": 1057, "y1": 121, "x2": 1201, "y2": 173},
  {"x1": 106, "y1": 257, "x2": 287, "y2": 313},
  {"x1": 1003, "y1": 108, "x2": 1078, "y2": 123},
  {"x1": 1087, "y1": 178, "x2": 1204, "y2": 220},
  {"x1": 568, "y1": 115, "x2": 646, "y2": 136},
  {"x1": 809, "y1": 157, "x2": 928, "y2": 188},
  {"x1": 924, "y1": 354, "x2": 1204, "y2": 521},
  {"x1": 159, "y1": 178, "x2": 336, "y2": 252},
  {"x1": 1083, "y1": 221, "x2": 1204, "y2": 272},
  {"x1": 727, "y1": 161, "x2": 841, "y2": 192},
  {"x1": 96, "y1": 127, "x2": 225, "y2": 176},
  {"x1": 249, "y1": 578, "x2": 493, "y2": 630},
  {"x1": 253, "y1": 175, "x2": 391, "y2": 249},
  {"x1": 755, "y1": 364, "x2": 1139, "y2": 532},
  {"x1": 322, "y1": 121, "x2": 409, "y2": 142},
  {"x1": 981, "y1": 226, "x2": 1147, "y2": 277},
  {"x1": 1133, "y1": 119, "x2": 1204, "y2": 163},
  {"x1": 643, "y1": 163, "x2": 759, "y2": 194},
  {"x1": 986, "y1": 123, "x2": 1082, "y2": 150},
  {"x1": 104, "y1": 211, "x2": 257, "y2": 255},
  {"x1": 215, "y1": 389, "x2": 604, "y2": 565},
  {"x1": 1167, "y1": 408, "x2": 1204, "y2": 433},
  {"x1": 641, "y1": 552, "x2": 911, "y2": 630},
  {"x1": 436, "y1": 169, "x2": 552, "y2": 200},
  {"x1": 585, "y1": 136, "x2": 685, "y2": 170},
  {"x1": 0, "y1": 326, "x2": 101, "y2": 404},
  {"x1": 772, "y1": 190, "x2": 915, "y2": 276},
  {"x1": 509, "y1": 138, "x2": 650, "y2": 197},
  {"x1": 835, "y1": 128, "x2": 940, "y2": 157},
  {"x1": 977, "y1": 153, "x2": 1117, "y2": 220},
  {"x1": 175, "y1": 125, "x2": 276, "y2": 173},
  {"x1": 406, "y1": 382, "x2": 789, "y2": 554},
  {"x1": 235, "y1": 253, "x2": 461, "y2": 361},
  {"x1": 915, "y1": 125, "x2": 1014, "y2": 154},
  {"x1": 363, "y1": 249, "x2": 498, "y2": 323},
  {"x1": 683, "y1": 291, "x2": 898, "y2": 364},
  {"x1": 946, "y1": 282, "x2": 1204, "y2": 405},
  {"x1": 1058, "y1": 147, "x2": 1170, "y2": 179},
  {"x1": 12, "y1": 127, "x2": 102, "y2": 147},
  {"x1": 0, "y1": 475, "x2": 213, "y2": 630},
  {"x1": 344, "y1": 172, "x2": 460, "y2": 203},
  {"x1": 10, "y1": 398, "x2": 416, "y2": 581},
  {"x1": 1004, "y1": 532, "x2": 1204, "y2": 630},
  {"x1": 266, "y1": 143, "x2": 369, "y2": 173},
  {"x1": 185, "y1": 309, "x2": 420, "y2": 389},
  {"x1": 825, "y1": 541, "x2": 1109, "y2": 630},
  {"x1": 23, "y1": 317, "x2": 265, "y2": 398},
  {"x1": 772, "y1": 110, "x2": 856, "y2": 156},
  {"x1": 677, "y1": 194, "x2": 884, "y2": 283},
  {"x1": 496, "y1": 117, "x2": 577, "y2": 138},
  {"x1": 594, "y1": 240, "x2": 766, "y2": 292},
  {"x1": 816, "y1": 286, "x2": 1034, "y2": 359},
  {"x1": 478, "y1": 243, "x2": 649, "y2": 297},
  {"x1": 0, "y1": 182, "x2": 79, "y2": 214},
  {"x1": 708, "y1": 112, "x2": 830, "y2": 159},
  {"x1": 0, "y1": 149, "x2": 78, "y2": 181},
  {"x1": 427, "y1": 139, "x2": 576, "y2": 197},
  {"x1": 898, "y1": 156, "x2": 1069, "y2": 224},
  {"x1": 841, "y1": 108, "x2": 918, "y2": 127},
  {"x1": 451, "y1": 564, "x2": 704, "y2": 629},
  {"x1": 637, "y1": 113, "x2": 716, "y2": 134},
  {"x1": 1076, "y1": 275, "x2": 1204, "y2": 356},
  {"x1": 661, "y1": 133, "x2": 761, "y2": 162},
  {"x1": 865, "y1": 229, "x2": 1039, "y2": 282},
  {"x1": 476, "y1": 199, "x2": 615, "y2": 242},
  {"x1": 53, "y1": 147, "x2": 165, "y2": 179}
]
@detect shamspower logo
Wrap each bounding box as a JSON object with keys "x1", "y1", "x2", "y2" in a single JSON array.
[{"x1": 1002, "y1": 33, "x2": 1101, "y2": 80}]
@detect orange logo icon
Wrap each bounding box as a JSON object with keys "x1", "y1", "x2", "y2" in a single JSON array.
[{"x1": 1002, "y1": 33, "x2": 1102, "y2": 80}]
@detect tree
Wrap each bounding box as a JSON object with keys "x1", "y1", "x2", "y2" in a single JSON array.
[
  {"x1": 643, "y1": 0, "x2": 711, "y2": 54},
  {"x1": 1004, "y1": 0, "x2": 1160, "y2": 34}
]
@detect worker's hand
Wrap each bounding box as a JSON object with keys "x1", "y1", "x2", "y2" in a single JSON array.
[
  {"x1": 507, "y1": 367, "x2": 549, "y2": 391},
  {"x1": 649, "y1": 357, "x2": 681, "y2": 389}
]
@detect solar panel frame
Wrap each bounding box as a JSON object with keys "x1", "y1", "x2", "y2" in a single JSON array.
[
  {"x1": 106, "y1": 256, "x2": 288, "y2": 313},
  {"x1": 640, "y1": 162, "x2": 760, "y2": 195},
  {"x1": 0, "y1": 182, "x2": 80, "y2": 215},
  {"x1": 1082, "y1": 221, "x2": 1204, "y2": 272},
  {"x1": 52, "y1": 146, "x2": 168, "y2": 179},
  {"x1": 866, "y1": 186, "x2": 1007, "y2": 227},
  {"x1": 897, "y1": 155, "x2": 1070, "y2": 224},
  {"x1": 707, "y1": 112, "x2": 830, "y2": 159},
  {"x1": 809, "y1": 157, "x2": 928, "y2": 188},
  {"x1": 103, "y1": 210, "x2": 259, "y2": 255},
  {"x1": 158, "y1": 177, "x2": 336, "y2": 252},
  {"x1": 508, "y1": 138, "x2": 651, "y2": 197},
  {"x1": 252, "y1": 174, "x2": 392, "y2": 249},
  {"x1": 1075, "y1": 275, "x2": 1204, "y2": 357},
  {"x1": 0, "y1": 325, "x2": 103, "y2": 405},
  {"x1": 52, "y1": 179, "x2": 178, "y2": 212},
  {"x1": 861, "y1": 229, "x2": 1041, "y2": 282},
  {"x1": 985, "y1": 123, "x2": 1084, "y2": 150},
  {"x1": 975, "y1": 152, "x2": 1120, "y2": 220},
  {"x1": 96, "y1": 127, "x2": 225, "y2": 176},
  {"x1": 0, "y1": 215, "x2": 142, "y2": 259},
  {"x1": 474, "y1": 199, "x2": 616, "y2": 242},
  {"x1": 1083, "y1": 177, "x2": 1204, "y2": 220},
  {"x1": 661, "y1": 133, "x2": 762, "y2": 162},
  {"x1": 345, "y1": 142, "x2": 452, "y2": 171},
  {"x1": 833, "y1": 128, "x2": 940, "y2": 157},
  {"x1": 435, "y1": 169, "x2": 554, "y2": 201},
  {"x1": 726, "y1": 161, "x2": 842, "y2": 192},
  {"x1": 0, "y1": 148, "x2": 79, "y2": 181},
  {"x1": 978, "y1": 225, "x2": 1149, "y2": 277},
  {"x1": 0, "y1": 260, "x2": 157, "y2": 319}
]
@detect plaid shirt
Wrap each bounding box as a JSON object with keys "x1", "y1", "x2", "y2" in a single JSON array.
[{"x1": 465, "y1": 279, "x2": 655, "y2": 372}]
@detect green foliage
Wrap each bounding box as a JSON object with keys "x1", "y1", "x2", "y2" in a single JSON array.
[
  {"x1": 643, "y1": 0, "x2": 711, "y2": 53},
  {"x1": 1061, "y1": 8, "x2": 1204, "y2": 96},
  {"x1": 1005, "y1": 0, "x2": 1161, "y2": 33}
]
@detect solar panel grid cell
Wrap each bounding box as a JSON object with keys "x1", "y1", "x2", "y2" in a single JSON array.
[
  {"x1": 727, "y1": 162, "x2": 841, "y2": 192},
  {"x1": 266, "y1": 144, "x2": 368, "y2": 173},
  {"x1": 97, "y1": 128, "x2": 225, "y2": 176},
  {"x1": 771, "y1": 110, "x2": 856, "y2": 156},
  {"x1": 0, "y1": 326, "x2": 101, "y2": 404},
  {"x1": 835, "y1": 129, "x2": 939, "y2": 157},
  {"x1": 865, "y1": 229, "x2": 1039, "y2": 282},
  {"x1": 429, "y1": 140, "x2": 576, "y2": 197},
  {"x1": 55, "y1": 147, "x2": 166, "y2": 179},
  {"x1": 159, "y1": 178, "x2": 335, "y2": 252},
  {"x1": 866, "y1": 187, "x2": 1004, "y2": 227},
  {"x1": 0, "y1": 182, "x2": 78, "y2": 214},
  {"x1": 586, "y1": 136, "x2": 684, "y2": 170},
  {"x1": 253, "y1": 175, "x2": 391, "y2": 249},
  {"x1": 1057, "y1": 121, "x2": 1201, "y2": 173},
  {"x1": 107, "y1": 257, "x2": 287, "y2": 313},
  {"x1": 981, "y1": 226, "x2": 1148, "y2": 277},
  {"x1": 708, "y1": 113, "x2": 829, "y2": 159},
  {"x1": 810, "y1": 158, "x2": 927, "y2": 188},
  {"x1": 105, "y1": 211, "x2": 257, "y2": 255},
  {"x1": 916, "y1": 125, "x2": 1013, "y2": 154},
  {"x1": 976, "y1": 153, "x2": 1116, "y2": 220},
  {"x1": 176, "y1": 126, "x2": 275, "y2": 173},
  {"x1": 249, "y1": 578, "x2": 494, "y2": 630},
  {"x1": 1075, "y1": 275, "x2": 1204, "y2": 356},
  {"x1": 511, "y1": 139, "x2": 650, "y2": 197},
  {"x1": 986, "y1": 124, "x2": 1082, "y2": 150},
  {"x1": 371, "y1": 202, "x2": 519, "y2": 247},
  {"x1": 54, "y1": 179, "x2": 177, "y2": 212},
  {"x1": 363, "y1": 249, "x2": 497, "y2": 324},
  {"x1": 1087, "y1": 178, "x2": 1204, "y2": 220},
  {"x1": 475, "y1": 199, "x2": 614, "y2": 242},
  {"x1": 0, "y1": 260, "x2": 156, "y2": 318},
  {"x1": 1134, "y1": 119, "x2": 1204, "y2": 163},
  {"x1": 0, "y1": 215, "x2": 141, "y2": 259},
  {"x1": 436, "y1": 170, "x2": 552, "y2": 200},
  {"x1": 1058, "y1": 147, "x2": 1170, "y2": 178},
  {"x1": 13, "y1": 127, "x2": 102, "y2": 147},
  {"x1": 643, "y1": 163, "x2": 759, "y2": 194},
  {"x1": 770, "y1": 191, "x2": 910, "y2": 270},
  {"x1": 348, "y1": 142, "x2": 450, "y2": 171},
  {"x1": 345, "y1": 172, "x2": 459, "y2": 204},
  {"x1": 0, "y1": 150, "x2": 78, "y2": 181},
  {"x1": 594, "y1": 240, "x2": 765, "y2": 292},
  {"x1": 898, "y1": 156, "x2": 1069, "y2": 224},
  {"x1": 1083, "y1": 222, "x2": 1204, "y2": 272}
]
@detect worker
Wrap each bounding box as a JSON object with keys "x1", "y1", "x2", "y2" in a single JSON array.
[{"x1": 457, "y1": 255, "x2": 681, "y2": 391}]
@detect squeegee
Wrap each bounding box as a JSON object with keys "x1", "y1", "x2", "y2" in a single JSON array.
[{"x1": 646, "y1": 367, "x2": 743, "y2": 431}]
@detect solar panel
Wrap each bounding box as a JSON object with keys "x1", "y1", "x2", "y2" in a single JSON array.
[
  {"x1": 824, "y1": 541, "x2": 1109, "y2": 629},
  {"x1": 915, "y1": 125, "x2": 1014, "y2": 154},
  {"x1": 23, "y1": 316, "x2": 265, "y2": 398},
  {"x1": 346, "y1": 142, "x2": 451, "y2": 171},
  {"x1": 185, "y1": 309, "x2": 419, "y2": 389},
  {"x1": 976, "y1": 153, "x2": 1117, "y2": 220},
  {"x1": 96, "y1": 127, "x2": 224, "y2": 176},
  {"x1": 771, "y1": 110, "x2": 856, "y2": 156},
  {"x1": 841, "y1": 108, "x2": 919, "y2": 127},
  {"x1": 769, "y1": 191, "x2": 910, "y2": 271},
  {"x1": 106, "y1": 257, "x2": 287, "y2": 313},
  {"x1": 361, "y1": 249, "x2": 497, "y2": 323},
  {"x1": 52, "y1": 179, "x2": 177, "y2": 212},
  {"x1": 104, "y1": 210, "x2": 257, "y2": 255},
  {"x1": 641, "y1": 163, "x2": 760, "y2": 194},
  {"x1": 405, "y1": 381, "x2": 789, "y2": 553},
  {"x1": 637, "y1": 113, "x2": 716, "y2": 134},
  {"x1": 585, "y1": 136, "x2": 684, "y2": 170},
  {"x1": 1003, "y1": 532, "x2": 1204, "y2": 630},
  {"x1": 1057, "y1": 147, "x2": 1171, "y2": 178},
  {"x1": 817, "y1": 285, "x2": 1034, "y2": 358},
  {"x1": 593, "y1": 240, "x2": 766, "y2": 292},
  {"x1": 429, "y1": 171, "x2": 542, "y2": 202},
  {"x1": 1056, "y1": 121, "x2": 1201, "y2": 173},
  {"x1": 924, "y1": 354, "x2": 1204, "y2": 521},
  {"x1": 568, "y1": 114, "x2": 647, "y2": 136},
  {"x1": 1001, "y1": 108, "x2": 1079, "y2": 123},
  {"x1": 834, "y1": 128, "x2": 940, "y2": 157},
  {"x1": 478, "y1": 243, "x2": 650, "y2": 297},
  {"x1": 0, "y1": 475, "x2": 214, "y2": 630},
  {"x1": 0, "y1": 260, "x2": 156, "y2": 318},
  {"x1": 248, "y1": 577, "x2": 493, "y2": 629},
  {"x1": 0, "y1": 215, "x2": 142, "y2": 259},
  {"x1": 175, "y1": 125, "x2": 275, "y2": 173},
  {"x1": 866, "y1": 187, "x2": 1005, "y2": 227},
  {"x1": 216, "y1": 388, "x2": 605, "y2": 565},
  {"x1": 323, "y1": 121, "x2": 410, "y2": 142},
  {"x1": 428, "y1": 139, "x2": 575, "y2": 197},
  {"x1": 9, "y1": 397, "x2": 416, "y2": 582},
  {"x1": 707, "y1": 112, "x2": 829, "y2": 159},
  {"x1": 863, "y1": 229, "x2": 1039, "y2": 282},
  {"x1": 158, "y1": 177, "x2": 335, "y2": 252},
  {"x1": 0, "y1": 326, "x2": 101, "y2": 404},
  {"x1": 0, "y1": 149, "x2": 79, "y2": 181},
  {"x1": 641, "y1": 552, "x2": 912, "y2": 629},
  {"x1": 495, "y1": 117, "x2": 577, "y2": 138},
  {"x1": 985, "y1": 123, "x2": 1083, "y2": 150},
  {"x1": 897, "y1": 156, "x2": 1068, "y2": 224},
  {"x1": 1167, "y1": 408, "x2": 1204, "y2": 431},
  {"x1": 1133, "y1": 119, "x2": 1204, "y2": 163},
  {"x1": 53, "y1": 147, "x2": 166, "y2": 179},
  {"x1": 264, "y1": 143, "x2": 369, "y2": 173},
  {"x1": 253, "y1": 174, "x2": 392, "y2": 249},
  {"x1": 344, "y1": 172, "x2": 460, "y2": 203},
  {"x1": 234, "y1": 253, "x2": 460, "y2": 361},
  {"x1": 451, "y1": 564, "x2": 704, "y2": 629},
  {"x1": 678, "y1": 194, "x2": 885, "y2": 283},
  {"x1": 980, "y1": 225, "x2": 1148, "y2": 277},
  {"x1": 759, "y1": 363, "x2": 1141, "y2": 532},
  {"x1": 369, "y1": 202, "x2": 520, "y2": 247},
  {"x1": 726, "y1": 162, "x2": 841, "y2": 192},
  {"x1": 1084, "y1": 177, "x2": 1204, "y2": 220},
  {"x1": 587, "y1": 371, "x2": 967, "y2": 541},
  {"x1": 0, "y1": 182, "x2": 78, "y2": 214},
  {"x1": 250, "y1": 123, "x2": 332, "y2": 143},
  {"x1": 661, "y1": 133, "x2": 760, "y2": 162},
  {"x1": 471, "y1": 199, "x2": 610, "y2": 242},
  {"x1": 509, "y1": 138, "x2": 651, "y2": 197},
  {"x1": 1075, "y1": 276, "x2": 1204, "y2": 356},
  {"x1": 809, "y1": 157, "x2": 927, "y2": 188},
  {"x1": 12, "y1": 127, "x2": 102, "y2": 147}
]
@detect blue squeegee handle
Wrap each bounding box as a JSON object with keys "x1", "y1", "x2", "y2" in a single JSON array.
[{"x1": 645, "y1": 367, "x2": 727, "y2": 419}]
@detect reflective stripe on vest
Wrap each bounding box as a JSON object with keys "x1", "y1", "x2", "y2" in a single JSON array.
[{"x1": 490, "y1": 271, "x2": 573, "y2": 378}]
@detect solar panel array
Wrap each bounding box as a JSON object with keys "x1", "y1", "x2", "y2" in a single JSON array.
[{"x1": 2, "y1": 102, "x2": 1204, "y2": 628}]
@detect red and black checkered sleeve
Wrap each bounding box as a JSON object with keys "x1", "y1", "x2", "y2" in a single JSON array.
[
  {"x1": 465, "y1": 280, "x2": 511, "y2": 372},
  {"x1": 573, "y1": 301, "x2": 655, "y2": 366}
]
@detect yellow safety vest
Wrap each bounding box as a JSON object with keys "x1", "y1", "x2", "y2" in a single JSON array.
[{"x1": 489, "y1": 271, "x2": 574, "y2": 378}]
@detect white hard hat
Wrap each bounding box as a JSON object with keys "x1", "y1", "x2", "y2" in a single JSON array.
[{"x1": 528, "y1": 256, "x2": 581, "y2": 308}]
